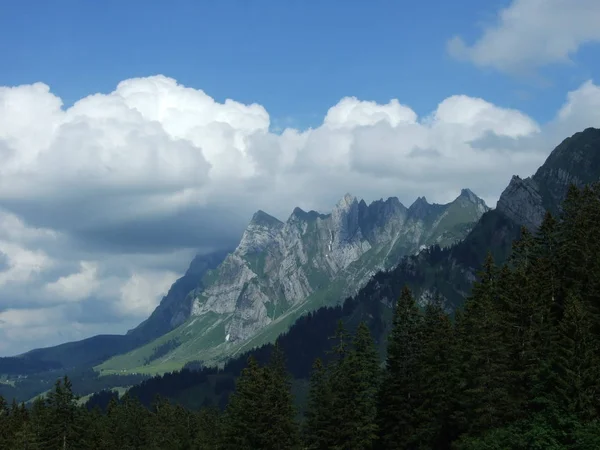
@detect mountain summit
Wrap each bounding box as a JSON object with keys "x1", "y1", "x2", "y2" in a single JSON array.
[
  {"x1": 99, "y1": 189, "x2": 489, "y2": 373},
  {"x1": 497, "y1": 127, "x2": 600, "y2": 230}
]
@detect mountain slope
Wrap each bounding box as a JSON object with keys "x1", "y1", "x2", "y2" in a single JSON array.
[
  {"x1": 384, "y1": 127, "x2": 600, "y2": 310},
  {"x1": 7, "y1": 128, "x2": 598, "y2": 404},
  {"x1": 13, "y1": 249, "x2": 230, "y2": 370},
  {"x1": 98, "y1": 190, "x2": 488, "y2": 374},
  {"x1": 127, "y1": 249, "x2": 232, "y2": 343},
  {"x1": 114, "y1": 127, "x2": 600, "y2": 412}
]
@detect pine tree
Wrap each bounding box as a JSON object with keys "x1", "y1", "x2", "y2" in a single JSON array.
[
  {"x1": 147, "y1": 394, "x2": 190, "y2": 450},
  {"x1": 261, "y1": 341, "x2": 300, "y2": 449},
  {"x1": 0, "y1": 395, "x2": 11, "y2": 449},
  {"x1": 303, "y1": 358, "x2": 336, "y2": 449},
  {"x1": 343, "y1": 322, "x2": 380, "y2": 449},
  {"x1": 459, "y1": 253, "x2": 510, "y2": 436},
  {"x1": 415, "y1": 295, "x2": 458, "y2": 449},
  {"x1": 323, "y1": 320, "x2": 354, "y2": 450},
  {"x1": 556, "y1": 292, "x2": 598, "y2": 421},
  {"x1": 194, "y1": 405, "x2": 222, "y2": 449},
  {"x1": 499, "y1": 228, "x2": 547, "y2": 420},
  {"x1": 42, "y1": 376, "x2": 81, "y2": 449},
  {"x1": 377, "y1": 285, "x2": 423, "y2": 449},
  {"x1": 222, "y1": 356, "x2": 268, "y2": 449},
  {"x1": 108, "y1": 392, "x2": 150, "y2": 449}
]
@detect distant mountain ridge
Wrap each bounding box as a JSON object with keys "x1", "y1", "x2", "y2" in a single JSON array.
[
  {"x1": 4, "y1": 127, "x2": 599, "y2": 406},
  {"x1": 497, "y1": 128, "x2": 600, "y2": 230},
  {"x1": 383, "y1": 127, "x2": 600, "y2": 313},
  {"x1": 102, "y1": 128, "x2": 600, "y2": 412},
  {"x1": 97, "y1": 189, "x2": 488, "y2": 374}
]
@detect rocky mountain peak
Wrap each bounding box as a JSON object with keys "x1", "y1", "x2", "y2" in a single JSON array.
[
  {"x1": 413, "y1": 195, "x2": 428, "y2": 205},
  {"x1": 237, "y1": 210, "x2": 283, "y2": 255},
  {"x1": 360, "y1": 197, "x2": 407, "y2": 225},
  {"x1": 459, "y1": 188, "x2": 477, "y2": 202},
  {"x1": 496, "y1": 175, "x2": 546, "y2": 230},
  {"x1": 332, "y1": 193, "x2": 361, "y2": 243},
  {"x1": 335, "y1": 193, "x2": 358, "y2": 211},
  {"x1": 407, "y1": 195, "x2": 432, "y2": 219},
  {"x1": 532, "y1": 127, "x2": 600, "y2": 212},
  {"x1": 456, "y1": 188, "x2": 489, "y2": 215},
  {"x1": 249, "y1": 210, "x2": 283, "y2": 228},
  {"x1": 497, "y1": 127, "x2": 600, "y2": 229},
  {"x1": 288, "y1": 206, "x2": 328, "y2": 223}
]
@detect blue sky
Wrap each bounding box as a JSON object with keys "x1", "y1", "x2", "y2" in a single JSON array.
[
  {"x1": 1, "y1": 0, "x2": 600, "y2": 355},
  {"x1": 2, "y1": 0, "x2": 596, "y2": 128}
]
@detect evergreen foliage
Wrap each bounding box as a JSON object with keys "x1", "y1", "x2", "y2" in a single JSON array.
[{"x1": 3, "y1": 182, "x2": 600, "y2": 449}]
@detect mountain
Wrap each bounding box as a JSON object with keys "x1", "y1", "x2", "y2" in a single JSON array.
[
  {"x1": 105, "y1": 127, "x2": 600, "y2": 413},
  {"x1": 97, "y1": 189, "x2": 488, "y2": 374},
  {"x1": 3, "y1": 128, "x2": 598, "y2": 405},
  {"x1": 498, "y1": 127, "x2": 600, "y2": 229},
  {"x1": 381, "y1": 127, "x2": 600, "y2": 310},
  {"x1": 10, "y1": 249, "x2": 230, "y2": 370},
  {"x1": 127, "y1": 250, "x2": 232, "y2": 342}
]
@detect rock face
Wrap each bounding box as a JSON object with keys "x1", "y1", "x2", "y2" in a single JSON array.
[
  {"x1": 496, "y1": 176, "x2": 547, "y2": 230},
  {"x1": 99, "y1": 189, "x2": 489, "y2": 372},
  {"x1": 497, "y1": 127, "x2": 600, "y2": 230},
  {"x1": 126, "y1": 249, "x2": 232, "y2": 342},
  {"x1": 188, "y1": 190, "x2": 489, "y2": 343},
  {"x1": 20, "y1": 128, "x2": 600, "y2": 379}
]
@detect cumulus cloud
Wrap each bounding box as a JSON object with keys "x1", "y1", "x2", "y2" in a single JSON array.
[
  {"x1": 44, "y1": 261, "x2": 100, "y2": 302},
  {"x1": 0, "y1": 74, "x2": 599, "y2": 356},
  {"x1": 447, "y1": 0, "x2": 600, "y2": 74},
  {"x1": 118, "y1": 270, "x2": 180, "y2": 317}
]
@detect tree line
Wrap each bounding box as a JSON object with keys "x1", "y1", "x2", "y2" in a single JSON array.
[{"x1": 2, "y1": 183, "x2": 600, "y2": 449}]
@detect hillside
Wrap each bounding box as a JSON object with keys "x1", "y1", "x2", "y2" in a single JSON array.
[
  {"x1": 3, "y1": 128, "x2": 598, "y2": 404},
  {"x1": 62, "y1": 178, "x2": 600, "y2": 449},
  {"x1": 98, "y1": 189, "x2": 488, "y2": 374},
  {"x1": 92, "y1": 127, "x2": 600, "y2": 412}
]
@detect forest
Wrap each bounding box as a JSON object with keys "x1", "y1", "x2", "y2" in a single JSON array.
[{"x1": 2, "y1": 182, "x2": 600, "y2": 449}]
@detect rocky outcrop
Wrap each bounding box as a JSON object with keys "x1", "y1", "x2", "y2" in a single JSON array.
[
  {"x1": 497, "y1": 128, "x2": 600, "y2": 230},
  {"x1": 126, "y1": 249, "x2": 231, "y2": 342},
  {"x1": 188, "y1": 190, "x2": 489, "y2": 343},
  {"x1": 496, "y1": 175, "x2": 547, "y2": 230}
]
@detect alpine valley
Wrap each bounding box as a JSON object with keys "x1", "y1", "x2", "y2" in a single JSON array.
[{"x1": 1, "y1": 127, "x2": 599, "y2": 407}]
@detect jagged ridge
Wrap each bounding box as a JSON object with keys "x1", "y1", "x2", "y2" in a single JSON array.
[{"x1": 98, "y1": 189, "x2": 489, "y2": 374}]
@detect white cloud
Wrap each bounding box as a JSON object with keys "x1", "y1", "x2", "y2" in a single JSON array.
[
  {"x1": 44, "y1": 261, "x2": 100, "y2": 302},
  {"x1": 0, "y1": 75, "x2": 599, "y2": 356},
  {"x1": 0, "y1": 305, "x2": 140, "y2": 355},
  {"x1": 117, "y1": 270, "x2": 180, "y2": 317},
  {"x1": 324, "y1": 97, "x2": 418, "y2": 128},
  {"x1": 448, "y1": 0, "x2": 600, "y2": 74},
  {"x1": 556, "y1": 80, "x2": 600, "y2": 126},
  {"x1": 0, "y1": 241, "x2": 53, "y2": 287}
]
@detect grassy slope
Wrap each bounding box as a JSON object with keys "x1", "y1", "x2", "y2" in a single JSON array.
[{"x1": 96, "y1": 239, "x2": 425, "y2": 376}]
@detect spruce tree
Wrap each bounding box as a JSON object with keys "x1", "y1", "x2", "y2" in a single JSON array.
[
  {"x1": 415, "y1": 295, "x2": 458, "y2": 449},
  {"x1": 377, "y1": 285, "x2": 422, "y2": 449},
  {"x1": 344, "y1": 322, "x2": 380, "y2": 449},
  {"x1": 262, "y1": 341, "x2": 300, "y2": 449},
  {"x1": 42, "y1": 376, "x2": 81, "y2": 449},
  {"x1": 303, "y1": 358, "x2": 336, "y2": 449},
  {"x1": 194, "y1": 406, "x2": 222, "y2": 449},
  {"x1": 324, "y1": 320, "x2": 354, "y2": 450},
  {"x1": 556, "y1": 292, "x2": 598, "y2": 421},
  {"x1": 222, "y1": 352, "x2": 299, "y2": 450},
  {"x1": 459, "y1": 253, "x2": 510, "y2": 436},
  {"x1": 0, "y1": 395, "x2": 10, "y2": 449}
]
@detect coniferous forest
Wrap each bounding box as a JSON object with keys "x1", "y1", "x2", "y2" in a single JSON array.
[{"x1": 2, "y1": 183, "x2": 600, "y2": 449}]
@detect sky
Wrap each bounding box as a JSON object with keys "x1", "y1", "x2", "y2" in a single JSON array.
[{"x1": 1, "y1": 0, "x2": 600, "y2": 356}]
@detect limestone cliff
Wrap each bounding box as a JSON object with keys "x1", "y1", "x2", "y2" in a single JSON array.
[
  {"x1": 189, "y1": 189, "x2": 489, "y2": 343},
  {"x1": 98, "y1": 188, "x2": 489, "y2": 372}
]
